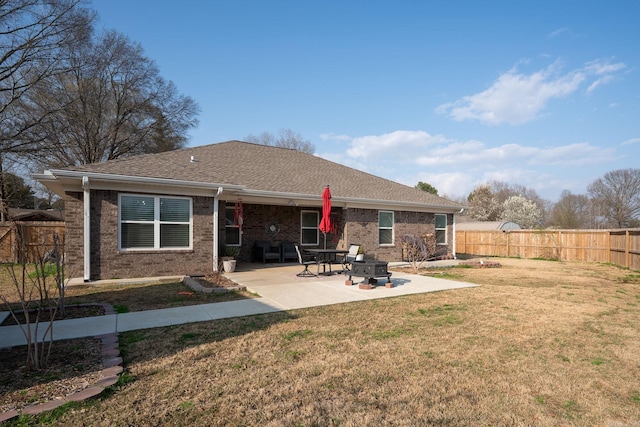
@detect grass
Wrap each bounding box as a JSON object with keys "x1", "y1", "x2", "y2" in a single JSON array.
[
  {"x1": 0, "y1": 264, "x2": 254, "y2": 314},
  {"x1": 2, "y1": 258, "x2": 640, "y2": 426}
]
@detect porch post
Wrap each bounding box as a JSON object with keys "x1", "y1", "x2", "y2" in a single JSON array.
[
  {"x1": 82, "y1": 176, "x2": 91, "y2": 281},
  {"x1": 213, "y1": 187, "x2": 223, "y2": 272}
]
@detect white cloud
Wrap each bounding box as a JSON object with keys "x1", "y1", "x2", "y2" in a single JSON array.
[
  {"x1": 316, "y1": 129, "x2": 619, "y2": 201},
  {"x1": 587, "y1": 74, "x2": 616, "y2": 93},
  {"x1": 346, "y1": 130, "x2": 447, "y2": 161},
  {"x1": 584, "y1": 60, "x2": 626, "y2": 75},
  {"x1": 319, "y1": 132, "x2": 352, "y2": 142},
  {"x1": 529, "y1": 142, "x2": 616, "y2": 166},
  {"x1": 414, "y1": 140, "x2": 613, "y2": 168},
  {"x1": 436, "y1": 59, "x2": 626, "y2": 125},
  {"x1": 335, "y1": 131, "x2": 615, "y2": 171},
  {"x1": 621, "y1": 137, "x2": 640, "y2": 146},
  {"x1": 409, "y1": 171, "x2": 476, "y2": 199},
  {"x1": 548, "y1": 27, "x2": 569, "y2": 39}
]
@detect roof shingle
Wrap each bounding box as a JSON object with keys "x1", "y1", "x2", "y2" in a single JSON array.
[{"x1": 66, "y1": 141, "x2": 461, "y2": 208}]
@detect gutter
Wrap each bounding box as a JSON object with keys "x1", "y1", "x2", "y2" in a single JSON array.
[
  {"x1": 42, "y1": 170, "x2": 244, "y2": 192},
  {"x1": 239, "y1": 189, "x2": 464, "y2": 212}
]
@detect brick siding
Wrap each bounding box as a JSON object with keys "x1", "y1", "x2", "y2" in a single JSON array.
[
  {"x1": 65, "y1": 193, "x2": 453, "y2": 280},
  {"x1": 340, "y1": 209, "x2": 453, "y2": 262},
  {"x1": 66, "y1": 190, "x2": 214, "y2": 280}
]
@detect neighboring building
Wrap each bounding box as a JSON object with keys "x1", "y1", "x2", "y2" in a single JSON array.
[
  {"x1": 456, "y1": 221, "x2": 521, "y2": 231},
  {"x1": 35, "y1": 141, "x2": 464, "y2": 281},
  {"x1": 6, "y1": 208, "x2": 64, "y2": 222}
]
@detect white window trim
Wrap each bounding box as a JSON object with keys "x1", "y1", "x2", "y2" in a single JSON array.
[
  {"x1": 435, "y1": 213, "x2": 447, "y2": 245},
  {"x1": 300, "y1": 210, "x2": 319, "y2": 246},
  {"x1": 118, "y1": 193, "x2": 193, "y2": 251},
  {"x1": 225, "y1": 206, "x2": 242, "y2": 247},
  {"x1": 378, "y1": 210, "x2": 394, "y2": 246}
]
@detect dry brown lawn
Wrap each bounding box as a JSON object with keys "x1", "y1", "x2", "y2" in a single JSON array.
[
  {"x1": 3, "y1": 258, "x2": 640, "y2": 426},
  {"x1": 0, "y1": 267, "x2": 252, "y2": 315}
]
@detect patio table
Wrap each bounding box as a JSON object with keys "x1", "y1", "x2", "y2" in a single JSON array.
[{"x1": 304, "y1": 248, "x2": 349, "y2": 276}]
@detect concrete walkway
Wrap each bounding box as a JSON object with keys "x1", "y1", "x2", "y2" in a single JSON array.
[{"x1": 0, "y1": 261, "x2": 477, "y2": 349}]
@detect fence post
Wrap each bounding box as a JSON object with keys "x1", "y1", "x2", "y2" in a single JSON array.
[
  {"x1": 558, "y1": 230, "x2": 562, "y2": 261},
  {"x1": 626, "y1": 230, "x2": 630, "y2": 269}
]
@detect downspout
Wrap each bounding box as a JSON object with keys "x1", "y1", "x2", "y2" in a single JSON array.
[
  {"x1": 82, "y1": 176, "x2": 91, "y2": 281},
  {"x1": 453, "y1": 208, "x2": 464, "y2": 260},
  {"x1": 213, "y1": 187, "x2": 223, "y2": 272},
  {"x1": 452, "y1": 214, "x2": 457, "y2": 260}
]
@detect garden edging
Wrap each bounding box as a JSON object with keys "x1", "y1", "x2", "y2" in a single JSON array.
[{"x1": 0, "y1": 303, "x2": 123, "y2": 423}]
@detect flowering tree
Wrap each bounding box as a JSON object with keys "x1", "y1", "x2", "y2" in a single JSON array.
[
  {"x1": 467, "y1": 184, "x2": 502, "y2": 221},
  {"x1": 500, "y1": 195, "x2": 542, "y2": 229}
]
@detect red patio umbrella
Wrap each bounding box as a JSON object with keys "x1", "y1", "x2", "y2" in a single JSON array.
[{"x1": 319, "y1": 185, "x2": 332, "y2": 248}]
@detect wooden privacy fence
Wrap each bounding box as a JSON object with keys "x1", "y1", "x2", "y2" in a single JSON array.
[
  {"x1": 0, "y1": 222, "x2": 66, "y2": 263},
  {"x1": 455, "y1": 228, "x2": 640, "y2": 271}
]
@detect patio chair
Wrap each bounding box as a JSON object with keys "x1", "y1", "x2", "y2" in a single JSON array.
[
  {"x1": 281, "y1": 241, "x2": 298, "y2": 263},
  {"x1": 295, "y1": 245, "x2": 317, "y2": 277},
  {"x1": 342, "y1": 244, "x2": 361, "y2": 272},
  {"x1": 252, "y1": 241, "x2": 281, "y2": 263}
]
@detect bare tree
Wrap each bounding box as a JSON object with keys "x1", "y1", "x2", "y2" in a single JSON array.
[
  {"x1": 0, "y1": 228, "x2": 67, "y2": 370},
  {"x1": 16, "y1": 29, "x2": 199, "y2": 166},
  {"x1": 402, "y1": 234, "x2": 437, "y2": 273},
  {"x1": 588, "y1": 168, "x2": 640, "y2": 228},
  {"x1": 549, "y1": 190, "x2": 594, "y2": 229},
  {"x1": 0, "y1": 0, "x2": 93, "y2": 154},
  {"x1": 246, "y1": 128, "x2": 315, "y2": 154}
]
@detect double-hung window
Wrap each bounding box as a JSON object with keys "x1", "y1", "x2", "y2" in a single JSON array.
[
  {"x1": 435, "y1": 214, "x2": 447, "y2": 245},
  {"x1": 225, "y1": 207, "x2": 241, "y2": 246},
  {"x1": 119, "y1": 194, "x2": 192, "y2": 250},
  {"x1": 378, "y1": 210, "x2": 394, "y2": 245},
  {"x1": 301, "y1": 210, "x2": 319, "y2": 245}
]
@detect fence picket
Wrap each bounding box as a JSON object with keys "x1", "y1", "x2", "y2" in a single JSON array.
[
  {"x1": 0, "y1": 222, "x2": 66, "y2": 263},
  {"x1": 455, "y1": 228, "x2": 640, "y2": 270}
]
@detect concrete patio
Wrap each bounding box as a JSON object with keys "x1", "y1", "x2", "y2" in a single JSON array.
[{"x1": 0, "y1": 260, "x2": 477, "y2": 348}]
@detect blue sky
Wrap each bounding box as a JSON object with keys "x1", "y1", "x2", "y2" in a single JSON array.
[{"x1": 91, "y1": 0, "x2": 639, "y2": 202}]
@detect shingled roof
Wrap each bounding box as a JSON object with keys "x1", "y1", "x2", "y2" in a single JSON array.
[{"x1": 57, "y1": 140, "x2": 461, "y2": 209}]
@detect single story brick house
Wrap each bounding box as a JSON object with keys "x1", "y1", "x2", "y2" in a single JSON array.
[{"x1": 35, "y1": 141, "x2": 464, "y2": 281}]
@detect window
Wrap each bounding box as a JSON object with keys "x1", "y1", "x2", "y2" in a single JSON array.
[
  {"x1": 119, "y1": 194, "x2": 192, "y2": 250},
  {"x1": 378, "y1": 210, "x2": 394, "y2": 245},
  {"x1": 225, "y1": 207, "x2": 241, "y2": 246},
  {"x1": 301, "y1": 210, "x2": 319, "y2": 245},
  {"x1": 435, "y1": 214, "x2": 447, "y2": 245}
]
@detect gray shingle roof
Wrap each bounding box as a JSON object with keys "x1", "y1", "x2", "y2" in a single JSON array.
[{"x1": 66, "y1": 140, "x2": 461, "y2": 209}]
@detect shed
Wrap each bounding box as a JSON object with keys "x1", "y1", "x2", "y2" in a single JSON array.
[
  {"x1": 456, "y1": 221, "x2": 521, "y2": 231},
  {"x1": 7, "y1": 208, "x2": 64, "y2": 222}
]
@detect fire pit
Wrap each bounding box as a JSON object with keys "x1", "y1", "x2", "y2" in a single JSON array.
[{"x1": 345, "y1": 261, "x2": 393, "y2": 289}]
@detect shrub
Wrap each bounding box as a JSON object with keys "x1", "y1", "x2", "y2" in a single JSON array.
[{"x1": 403, "y1": 233, "x2": 437, "y2": 273}]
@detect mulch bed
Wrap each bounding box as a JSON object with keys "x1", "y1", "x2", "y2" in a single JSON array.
[
  {"x1": 0, "y1": 275, "x2": 241, "y2": 417},
  {"x1": 0, "y1": 337, "x2": 103, "y2": 414},
  {"x1": 190, "y1": 273, "x2": 246, "y2": 291}
]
